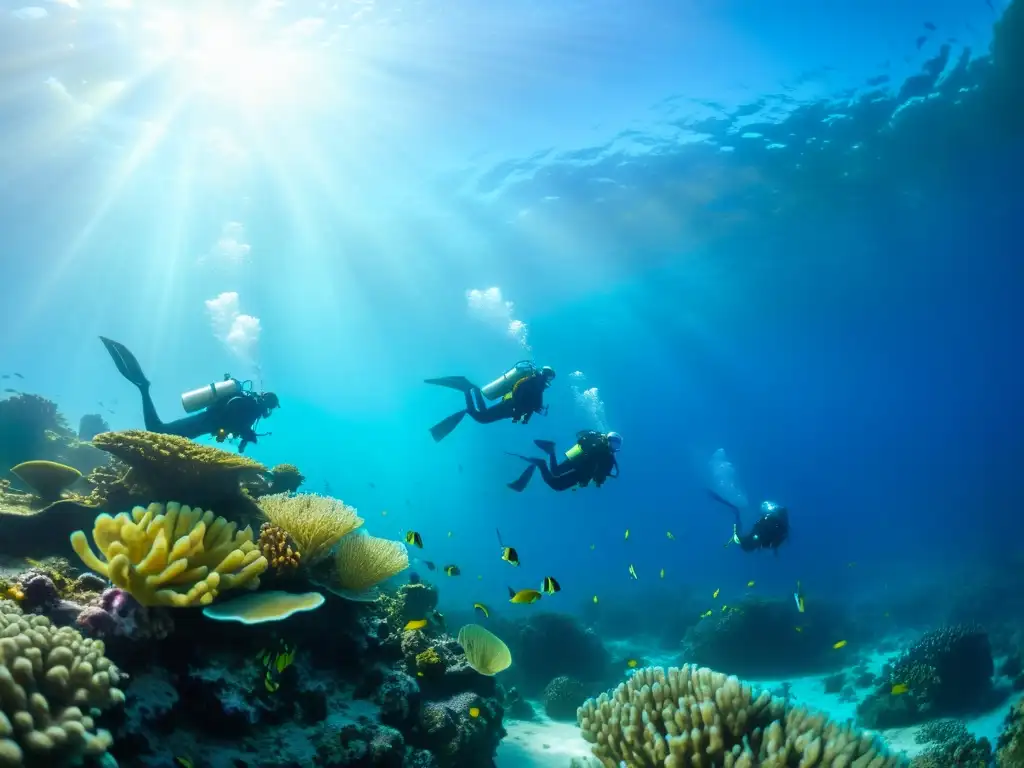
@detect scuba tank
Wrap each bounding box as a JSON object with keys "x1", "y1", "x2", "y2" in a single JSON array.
[
  {"x1": 480, "y1": 361, "x2": 537, "y2": 401},
  {"x1": 565, "y1": 430, "x2": 605, "y2": 461},
  {"x1": 181, "y1": 375, "x2": 241, "y2": 413}
]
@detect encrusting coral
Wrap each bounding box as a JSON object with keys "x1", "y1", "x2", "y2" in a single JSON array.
[
  {"x1": 69, "y1": 501, "x2": 268, "y2": 607},
  {"x1": 258, "y1": 493, "x2": 364, "y2": 566},
  {"x1": 328, "y1": 532, "x2": 409, "y2": 596},
  {"x1": 267, "y1": 463, "x2": 305, "y2": 494},
  {"x1": 0, "y1": 601, "x2": 125, "y2": 767},
  {"x1": 577, "y1": 664, "x2": 906, "y2": 768}
]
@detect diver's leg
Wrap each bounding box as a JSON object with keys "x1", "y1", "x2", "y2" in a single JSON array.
[
  {"x1": 151, "y1": 412, "x2": 211, "y2": 438},
  {"x1": 468, "y1": 398, "x2": 512, "y2": 425},
  {"x1": 138, "y1": 385, "x2": 165, "y2": 432},
  {"x1": 537, "y1": 462, "x2": 577, "y2": 491}
]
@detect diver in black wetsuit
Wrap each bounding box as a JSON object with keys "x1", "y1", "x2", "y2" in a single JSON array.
[
  {"x1": 424, "y1": 362, "x2": 556, "y2": 442},
  {"x1": 712, "y1": 496, "x2": 790, "y2": 553},
  {"x1": 507, "y1": 430, "x2": 622, "y2": 492},
  {"x1": 100, "y1": 336, "x2": 279, "y2": 454}
]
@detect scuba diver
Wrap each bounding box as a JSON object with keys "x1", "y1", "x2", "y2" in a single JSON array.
[
  {"x1": 711, "y1": 495, "x2": 790, "y2": 553},
  {"x1": 99, "y1": 336, "x2": 279, "y2": 454},
  {"x1": 507, "y1": 430, "x2": 622, "y2": 492},
  {"x1": 424, "y1": 361, "x2": 555, "y2": 442}
]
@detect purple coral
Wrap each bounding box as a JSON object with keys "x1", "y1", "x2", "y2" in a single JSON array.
[{"x1": 76, "y1": 588, "x2": 174, "y2": 641}]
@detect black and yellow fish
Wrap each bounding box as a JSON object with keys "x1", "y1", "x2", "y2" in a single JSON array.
[
  {"x1": 540, "y1": 576, "x2": 561, "y2": 595},
  {"x1": 508, "y1": 586, "x2": 542, "y2": 604},
  {"x1": 501, "y1": 546, "x2": 520, "y2": 566},
  {"x1": 444, "y1": 564, "x2": 461, "y2": 577},
  {"x1": 257, "y1": 639, "x2": 296, "y2": 693},
  {"x1": 473, "y1": 602, "x2": 490, "y2": 619},
  {"x1": 405, "y1": 531, "x2": 423, "y2": 548}
]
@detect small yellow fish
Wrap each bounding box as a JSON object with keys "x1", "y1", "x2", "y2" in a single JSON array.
[
  {"x1": 508, "y1": 587, "x2": 542, "y2": 604},
  {"x1": 540, "y1": 576, "x2": 561, "y2": 595},
  {"x1": 448, "y1": 531, "x2": 453, "y2": 538},
  {"x1": 666, "y1": 531, "x2": 675, "y2": 540},
  {"x1": 833, "y1": 640, "x2": 847, "y2": 650},
  {"x1": 417, "y1": 671, "x2": 424, "y2": 677},
  {"x1": 712, "y1": 588, "x2": 720, "y2": 599},
  {"x1": 795, "y1": 626, "x2": 803, "y2": 632},
  {"x1": 701, "y1": 610, "x2": 713, "y2": 618},
  {"x1": 501, "y1": 547, "x2": 520, "y2": 566},
  {"x1": 747, "y1": 580, "x2": 755, "y2": 587},
  {"x1": 473, "y1": 603, "x2": 490, "y2": 619},
  {"x1": 890, "y1": 683, "x2": 909, "y2": 695},
  {"x1": 589, "y1": 543, "x2": 595, "y2": 550},
  {"x1": 721, "y1": 605, "x2": 728, "y2": 613},
  {"x1": 592, "y1": 595, "x2": 599, "y2": 604},
  {"x1": 624, "y1": 529, "x2": 630, "y2": 540},
  {"x1": 469, "y1": 707, "x2": 480, "y2": 718},
  {"x1": 443, "y1": 565, "x2": 461, "y2": 577},
  {"x1": 626, "y1": 659, "x2": 638, "y2": 668},
  {"x1": 405, "y1": 531, "x2": 423, "y2": 548},
  {"x1": 477, "y1": 575, "x2": 482, "y2": 580},
  {"x1": 659, "y1": 568, "x2": 665, "y2": 579},
  {"x1": 404, "y1": 619, "x2": 428, "y2": 631},
  {"x1": 175, "y1": 759, "x2": 194, "y2": 768},
  {"x1": 628, "y1": 564, "x2": 637, "y2": 580}
]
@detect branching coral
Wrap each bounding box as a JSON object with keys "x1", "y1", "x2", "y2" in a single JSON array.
[
  {"x1": 0, "y1": 601, "x2": 125, "y2": 767},
  {"x1": 259, "y1": 493, "x2": 364, "y2": 566},
  {"x1": 329, "y1": 533, "x2": 409, "y2": 594},
  {"x1": 257, "y1": 522, "x2": 301, "y2": 575},
  {"x1": 577, "y1": 664, "x2": 906, "y2": 767},
  {"x1": 70, "y1": 501, "x2": 268, "y2": 607}
]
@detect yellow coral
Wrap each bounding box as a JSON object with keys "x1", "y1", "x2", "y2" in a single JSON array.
[
  {"x1": 415, "y1": 647, "x2": 445, "y2": 677},
  {"x1": 70, "y1": 501, "x2": 268, "y2": 607},
  {"x1": 330, "y1": 532, "x2": 409, "y2": 594},
  {"x1": 258, "y1": 493, "x2": 363, "y2": 566},
  {"x1": 268, "y1": 463, "x2": 305, "y2": 494},
  {"x1": 258, "y1": 522, "x2": 301, "y2": 574},
  {"x1": 91, "y1": 430, "x2": 265, "y2": 484}
]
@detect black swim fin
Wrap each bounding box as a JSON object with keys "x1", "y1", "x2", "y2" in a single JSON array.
[
  {"x1": 707, "y1": 489, "x2": 742, "y2": 512},
  {"x1": 99, "y1": 336, "x2": 150, "y2": 388},
  {"x1": 507, "y1": 464, "x2": 537, "y2": 492},
  {"x1": 424, "y1": 376, "x2": 477, "y2": 393},
  {"x1": 533, "y1": 439, "x2": 557, "y2": 453},
  {"x1": 429, "y1": 410, "x2": 467, "y2": 442}
]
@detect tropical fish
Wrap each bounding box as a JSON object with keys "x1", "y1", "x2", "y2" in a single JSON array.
[
  {"x1": 795, "y1": 626, "x2": 803, "y2": 632},
  {"x1": 501, "y1": 547, "x2": 520, "y2": 566},
  {"x1": 628, "y1": 564, "x2": 637, "y2": 580},
  {"x1": 701, "y1": 610, "x2": 713, "y2": 618},
  {"x1": 540, "y1": 576, "x2": 561, "y2": 595},
  {"x1": 430, "y1": 610, "x2": 446, "y2": 630},
  {"x1": 659, "y1": 568, "x2": 665, "y2": 579},
  {"x1": 469, "y1": 707, "x2": 480, "y2": 718},
  {"x1": 448, "y1": 531, "x2": 453, "y2": 538},
  {"x1": 424, "y1": 561, "x2": 436, "y2": 571},
  {"x1": 508, "y1": 586, "x2": 542, "y2": 604},
  {"x1": 473, "y1": 602, "x2": 490, "y2": 619},
  {"x1": 624, "y1": 529, "x2": 630, "y2": 540},
  {"x1": 626, "y1": 659, "x2": 639, "y2": 669},
  {"x1": 712, "y1": 588, "x2": 720, "y2": 599},
  {"x1": 381, "y1": 510, "x2": 387, "y2": 516},
  {"x1": 592, "y1": 595, "x2": 598, "y2": 604},
  {"x1": 891, "y1": 683, "x2": 909, "y2": 695},
  {"x1": 747, "y1": 580, "x2": 755, "y2": 587},
  {"x1": 794, "y1": 581, "x2": 805, "y2": 613},
  {"x1": 666, "y1": 531, "x2": 675, "y2": 540},
  {"x1": 405, "y1": 531, "x2": 423, "y2": 548},
  {"x1": 589, "y1": 543, "x2": 595, "y2": 550},
  {"x1": 721, "y1": 605, "x2": 728, "y2": 613},
  {"x1": 175, "y1": 758, "x2": 194, "y2": 768},
  {"x1": 404, "y1": 619, "x2": 428, "y2": 631},
  {"x1": 833, "y1": 640, "x2": 847, "y2": 650},
  {"x1": 443, "y1": 565, "x2": 460, "y2": 577}
]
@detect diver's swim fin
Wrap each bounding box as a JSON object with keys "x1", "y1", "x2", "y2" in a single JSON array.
[
  {"x1": 99, "y1": 336, "x2": 150, "y2": 388},
  {"x1": 424, "y1": 376, "x2": 477, "y2": 393},
  {"x1": 429, "y1": 410, "x2": 467, "y2": 442},
  {"x1": 507, "y1": 464, "x2": 537, "y2": 492},
  {"x1": 707, "y1": 489, "x2": 742, "y2": 512},
  {"x1": 533, "y1": 439, "x2": 557, "y2": 454}
]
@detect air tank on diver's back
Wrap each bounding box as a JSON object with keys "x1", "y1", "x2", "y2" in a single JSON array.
[
  {"x1": 479, "y1": 361, "x2": 538, "y2": 401},
  {"x1": 180, "y1": 375, "x2": 241, "y2": 413}
]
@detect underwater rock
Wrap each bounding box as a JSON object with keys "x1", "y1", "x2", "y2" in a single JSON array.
[
  {"x1": 412, "y1": 691, "x2": 505, "y2": 768},
  {"x1": 0, "y1": 498, "x2": 99, "y2": 559},
  {"x1": 78, "y1": 413, "x2": 109, "y2": 442},
  {"x1": 543, "y1": 675, "x2": 588, "y2": 721},
  {"x1": 499, "y1": 612, "x2": 611, "y2": 695},
  {"x1": 682, "y1": 596, "x2": 860, "y2": 678},
  {"x1": 501, "y1": 686, "x2": 536, "y2": 721},
  {"x1": 0, "y1": 392, "x2": 76, "y2": 469},
  {"x1": 823, "y1": 671, "x2": 846, "y2": 694},
  {"x1": 857, "y1": 624, "x2": 996, "y2": 729},
  {"x1": 77, "y1": 588, "x2": 175, "y2": 641},
  {"x1": 368, "y1": 667, "x2": 421, "y2": 728}
]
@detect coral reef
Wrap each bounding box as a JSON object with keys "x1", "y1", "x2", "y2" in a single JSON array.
[
  {"x1": 577, "y1": 664, "x2": 906, "y2": 767},
  {"x1": 543, "y1": 675, "x2": 588, "y2": 721},
  {"x1": 9, "y1": 461, "x2": 82, "y2": 503},
  {"x1": 88, "y1": 431, "x2": 265, "y2": 522},
  {"x1": 912, "y1": 719, "x2": 992, "y2": 767},
  {"x1": 324, "y1": 532, "x2": 410, "y2": 598},
  {"x1": 70, "y1": 501, "x2": 268, "y2": 607},
  {"x1": 0, "y1": 601, "x2": 125, "y2": 766},
  {"x1": 76, "y1": 588, "x2": 174, "y2": 641},
  {"x1": 76, "y1": 414, "x2": 109, "y2": 443},
  {"x1": 0, "y1": 500, "x2": 102, "y2": 561},
  {"x1": 857, "y1": 624, "x2": 995, "y2": 728},
  {"x1": 0, "y1": 394, "x2": 75, "y2": 471},
  {"x1": 258, "y1": 492, "x2": 364, "y2": 566},
  {"x1": 268, "y1": 464, "x2": 305, "y2": 494},
  {"x1": 497, "y1": 611, "x2": 611, "y2": 695},
  {"x1": 682, "y1": 597, "x2": 859, "y2": 678},
  {"x1": 257, "y1": 522, "x2": 301, "y2": 576}
]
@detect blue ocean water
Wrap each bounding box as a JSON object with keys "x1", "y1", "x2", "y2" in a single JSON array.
[{"x1": 1, "y1": 0, "x2": 1022, "y2": 766}]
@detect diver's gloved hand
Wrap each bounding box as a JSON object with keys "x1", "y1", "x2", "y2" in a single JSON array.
[{"x1": 731, "y1": 524, "x2": 740, "y2": 545}]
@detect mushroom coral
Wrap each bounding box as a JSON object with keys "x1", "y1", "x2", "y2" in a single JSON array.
[{"x1": 10, "y1": 461, "x2": 82, "y2": 502}]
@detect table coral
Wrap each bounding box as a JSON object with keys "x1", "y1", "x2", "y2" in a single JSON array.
[{"x1": 70, "y1": 501, "x2": 268, "y2": 607}]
